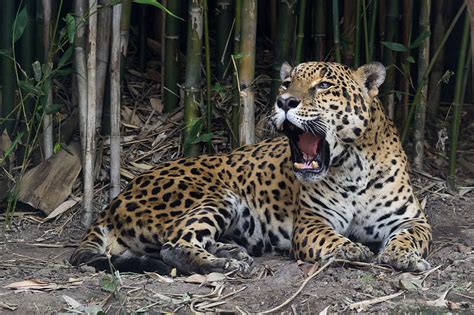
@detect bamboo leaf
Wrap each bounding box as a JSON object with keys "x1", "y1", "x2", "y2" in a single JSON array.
[
  {"x1": 58, "y1": 46, "x2": 73, "y2": 68},
  {"x1": 406, "y1": 56, "x2": 415, "y2": 63},
  {"x1": 64, "y1": 13, "x2": 76, "y2": 44},
  {"x1": 190, "y1": 132, "x2": 214, "y2": 144},
  {"x1": 13, "y1": 6, "x2": 28, "y2": 42},
  {"x1": 381, "y1": 41, "x2": 408, "y2": 52},
  {"x1": 133, "y1": 0, "x2": 184, "y2": 20},
  {"x1": 409, "y1": 30, "x2": 431, "y2": 49},
  {"x1": 45, "y1": 103, "x2": 63, "y2": 114},
  {"x1": 0, "y1": 132, "x2": 24, "y2": 162},
  {"x1": 18, "y1": 80, "x2": 43, "y2": 97}
]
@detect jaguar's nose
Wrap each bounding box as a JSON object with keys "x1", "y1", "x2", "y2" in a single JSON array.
[{"x1": 277, "y1": 96, "x2": 300, "y2": 112}]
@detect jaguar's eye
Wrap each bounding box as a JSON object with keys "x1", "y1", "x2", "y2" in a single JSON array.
[
  {"x1": 281, "y1": 80, "x2": 291, "y2": 89},
  {"x1": 317, "y1": 82, "x2": 333, "y2": 89}
]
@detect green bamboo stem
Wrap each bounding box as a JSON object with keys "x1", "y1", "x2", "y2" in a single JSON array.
[
  {"x1": 138, "y1": 5, "x2": 147, "y2": 71},
  {"x1": 314, "y1": 0, "x2": 326, "y2": 60},
  {"x1": 400, "y1": 0, "x2": 413, "y2": 123},
  {"x1": 354, "y1": 0, "x2": 361, "y2": 67},
  {"x1": 216, "y1": 0, "x2": 233, "y2": 79},
  {"x1": 447, "y1": 13, "x2": 471, "y2": 191},
  {"x1": 332, "y1": 0, "x2": 341, "y2": 63},
  {"x1": 231, "y1": 0, "x2": 242, "y2": 148},
  {"x1": 18, "y1": 0, "x2": 37, "y2": 161},
  {"x1": 412, "y1": 0, "x2": 430, "y2": 170},
  {"x1": 204, "y1": 0, "x2": 212, "y2": 151},
  {"x1": 368, "y1": 0, "x2": 377, "y2": 62},
  {"x1": 362, "y1": 0, "x2": 369, "y2": 63},
  {"x1": 183, "y1": 0, "x2": 203, "y2": 157},
  {"x1": 270, "y1": 0, "x2": 296, "y2": 102},
  {"x1": 427, "y1": 0, "x2": 449, "y2": 120},
  {"x1": 382, "y1": 0, "x2": 399, "y2": 119},
  {"x1": 295, "y1": 0, "x2": 307, "y2": 64},
  {"x1": 163, "y1": 0, "x2": 182, "y2": 113},
  {"x1": 0, "y1": 0, "x2": 16, "y2": 135},
  {"x1": 342, "y1": 0, "x2": 356, "y2": 66},
  {"x1": 400, "y1": 2, "x2": 467, "y2": 144}
]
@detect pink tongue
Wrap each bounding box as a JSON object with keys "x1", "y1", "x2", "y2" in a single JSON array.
[{"x1": 298, "y1": 132, "x2": 320, "y2": 157}]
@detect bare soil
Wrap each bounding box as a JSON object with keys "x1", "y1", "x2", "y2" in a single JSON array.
[{"x1": 0, "y1": 182, "x2": 473, "y2": 314}]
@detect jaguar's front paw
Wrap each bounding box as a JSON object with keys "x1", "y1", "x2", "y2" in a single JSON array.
[
  {"x1": 378, "y1": 249, "x2": 430, "y2": 272},
  {"x1": 331, "y1": 242, "x2": 373, "y2": 262}
]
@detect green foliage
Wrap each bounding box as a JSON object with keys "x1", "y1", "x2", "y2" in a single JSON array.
[
  {"x1": 13, "y1": 6, "x2": 28, "y2": 42},
  {"x1": 133, "y1": 0, "x2": 184, "y2": 20}
]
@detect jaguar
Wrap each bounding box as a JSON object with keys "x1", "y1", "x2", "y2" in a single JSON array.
[{"x1": 70, "y1": 61, "x2": 432, "y2": 274}]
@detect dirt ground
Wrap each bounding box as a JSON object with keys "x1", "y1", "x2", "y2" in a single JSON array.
[{"x1": 0, "y1": 174, "x2": 473, "y2": 314}]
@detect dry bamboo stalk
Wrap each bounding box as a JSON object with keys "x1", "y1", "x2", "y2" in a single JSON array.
[
  {"x1": 96, "y1": 0, "x2": 112, "y2": 128},
  {"x1": 41, "y1": 0, "x2": 53, "y2": 159},
  {"x1": 74, "y1": 0, "x2": 88, "y2": 157},
  {"x1": 413, "y1": 0, "x2": 431, "y2": 170},
  {"x1": 110, "y1": 3, "x2": 122, "y2": 199},
  {"x1": 239, "y1": 0, "x2": 257, "y2": 145},
  {"x1": 83, "y1": 0, "x2": 98, "y2": 226}
]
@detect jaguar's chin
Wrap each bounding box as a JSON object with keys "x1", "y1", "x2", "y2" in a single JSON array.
[{"x1": 282, "y1": 120, "x2": 330, "y2": 182}]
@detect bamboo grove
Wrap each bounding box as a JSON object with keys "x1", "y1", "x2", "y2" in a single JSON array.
[{"x1": 0, "y1": 0, "x2": 473, "y2": 223}]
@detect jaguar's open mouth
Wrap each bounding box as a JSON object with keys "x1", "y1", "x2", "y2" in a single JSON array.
[{"x1": 282, "y1": 121, "x2": 330, "y2": 174}]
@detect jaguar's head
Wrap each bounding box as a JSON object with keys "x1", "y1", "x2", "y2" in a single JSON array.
[{"x1": 272, "y1": 61, "x2": 386, "y2": 183}]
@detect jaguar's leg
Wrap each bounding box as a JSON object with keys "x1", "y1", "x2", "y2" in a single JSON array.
[
  {"x1": 160, "y1": 204, "x2": 252, "y2": 275},
  {"x1": 292, "y1": 208, "x2": 373, "y2": 263},
  {"x1": 378, "y1": 217, "x2": 432, "y2": 271}
]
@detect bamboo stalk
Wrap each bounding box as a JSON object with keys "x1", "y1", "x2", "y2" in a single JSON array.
[
  {"x1": 110, "y1": 2, "x2": 122, "y2": 199},
  {"x1": 138, "y1": 5, "x2": 147, "y2": 71},
  {"x1": 270, "y1": 0, "x2": 296, "y2": 102},
  {"x1": 412, "y1": 0, "x2": 431, "y2": 170},
  {"x1": 164, "y1": 0, "x2": 182, "y2": 112},
  {"x1": 342, "y1": 0, "x2": 356, "y2": 66},
  {"x1": 382, "y1": 0, "x2": 399, "y2": 119},
  {"x1": 331, "y1": 0, "x2": 341, "y2": 63},
  {"x1": 378, "y1": 0, "x2": 386, "y2": 57},
  {"x1": 238, "y1": 0, "x2": 257, "y2": 145},
  {"x1": 0, "y1": 0, "x2": 16, "y2": 136},
  {"x1": 231, "y1": 0, "x2": 242, "y2": 148},
  {"x1": 427, "y1": 0, "x2": 449, "y2": 120},
  {"x1": 216, "y1": 0, "x2": 233, "y2": 79},
  {"x1": 368, "y1": 0, "x2": 377, "y2": 62},
  {"x1": 468, "y1": 1, "x2": 474, "y2": 83},
  {"x1": 354, "y1": 0, "x2": 361, "y2": 67},
  {"x1": 74, "y1": 0, "x2": 88, "y2": 159},
  {"x1": 400, "y1": 0, "x2": 414, "y2": 122},
  {"x1": 96, "y1": 0, "x2": 112, "y2": 130},
  {"x1": 362, "y1": 0, "x2": 369, "y2": 62},
  {"x1": 400, "y1": 2, "x2": 467, "y2": 143},
  {"x1": 295, "y1": 0, "x2": 307, "y2": 64},
  {"x1": 120, "y1": 0, "x2": 132, "y2": 58},
  {"x1": 204, "y1": 0, "x2": 212, "y2": 151},
  {"x1": 83, "y1": 0, "x2": 98, "y2": 226},
  {"x1": 183, "y1": 0, "x2": 203, "y2": 157},
  {"x1": 42, "y1": 0, "x2": 53, "y2": 159},
  {"x1": 314, "y1": 0, "x2": 326, "y2": 61},
  {"x1": 447, "y1": 12, "x2": 471, "y2": 191}
]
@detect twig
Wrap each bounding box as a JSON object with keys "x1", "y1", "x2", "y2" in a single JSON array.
[
  {"x1": 349, "y1": 291, "x2": 404, "y2": 310},
  {"x1": 257, "y1": 260, "x2": 333, "y2": 314}
]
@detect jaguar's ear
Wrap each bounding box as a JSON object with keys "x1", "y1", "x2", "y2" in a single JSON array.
[
  {"x1": 355, "y1": 62, "x2": 386, "y2": 98},
  {"x1": 280, "y1": 62, "x2": 293, "y2": 81}
]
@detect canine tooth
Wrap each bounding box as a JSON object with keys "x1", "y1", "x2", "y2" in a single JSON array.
[
  {"x1": 294, "y1": 162, "x2": 304, "y2": 169},
  {"x1": 311, "y1": 161, "x2": 319, "y2": 168}
]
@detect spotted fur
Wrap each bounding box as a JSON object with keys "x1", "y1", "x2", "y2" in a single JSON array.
[{"x1": 70, "y1": 62, "x2": 432, "y2": 274}]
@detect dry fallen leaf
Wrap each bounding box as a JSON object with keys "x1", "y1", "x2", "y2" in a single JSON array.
[
  {"x1": 4, "y1": 279, "x2": 59, "y2": 291},
  {"x1": 44, "y1": 198, "x2": 79, "y2": 221},
  {"x1": 63, "y1": 295, "x2": 82, "y2": 309},
  {"x1": 149, "y1": 98, "x2": 163, "y2": 114}
]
